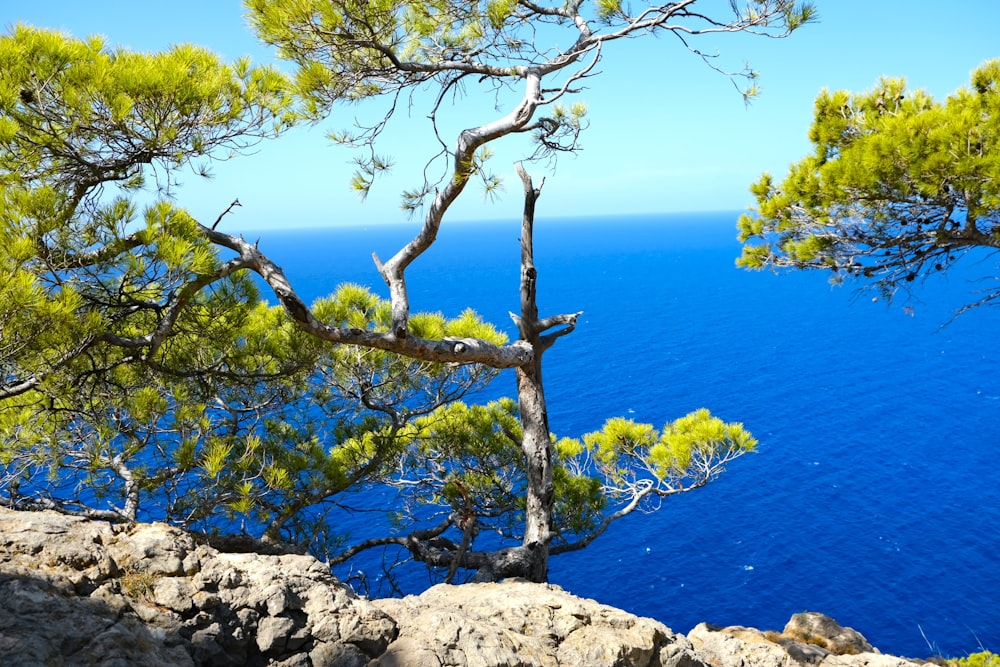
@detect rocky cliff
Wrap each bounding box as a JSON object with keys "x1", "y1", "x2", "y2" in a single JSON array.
[{"x1": 0, "y1": 507, "x2": 927, "y2": 667}]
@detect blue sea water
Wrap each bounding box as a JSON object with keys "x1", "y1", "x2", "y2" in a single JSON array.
[{"x1": 257, "y1": 212, "x2": 999, "y2": 658}]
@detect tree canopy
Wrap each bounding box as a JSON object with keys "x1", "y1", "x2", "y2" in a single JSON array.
[
  {"x1": 238, "y1": 0, "x2": 813, "y2": 581},
  {"x1": 738, "y1": 59, "x2": 1000, "y2": 313},
  {"x1": 1, "y1": 1, "x2": 812, "y2": 590}
]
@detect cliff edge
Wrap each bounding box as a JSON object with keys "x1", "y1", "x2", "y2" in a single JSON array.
[{"x1": 0, "y1": 508, "x2": 926, "y2": 666}]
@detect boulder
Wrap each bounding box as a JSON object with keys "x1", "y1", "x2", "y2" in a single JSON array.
[
  {"x1": 783, "y1": 612, "x2": 875, "y2": 655},
  {"x1": 372, "y1": 579, "x2": 706, "y2": 667},
  {"x1": 688, "y1": 616, "x2": 924, "y2": 667}
]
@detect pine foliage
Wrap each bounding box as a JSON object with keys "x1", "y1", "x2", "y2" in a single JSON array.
[{"x1": 739, "y1": 59, "x2": 1000, "y2": 312}]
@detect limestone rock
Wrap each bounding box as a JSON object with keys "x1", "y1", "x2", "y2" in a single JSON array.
[
  {"x1": 783, "y1": 612, "x2": 875, "y2": 655},
  {"x1": 0, "y1": 507, "x2": 936, "y2": 667},
  {"x1": 372, "y1": 579, "x2": 707, "y2": 667},
  {"x1": 688, "y1": 623, "x2": 792, "y2": 667},
  {"x1": 688, "y1": 617, "x2": 924, "y2": 667},
  {"x1": 0, "y1": 507, "x2": 395, "y2": 666},
  {"x1": 0, "y1": 571, "x2": 195, "y2": 667},
  {"x1": 0, "y1": 506, "x2": 118, "y2": 592}
]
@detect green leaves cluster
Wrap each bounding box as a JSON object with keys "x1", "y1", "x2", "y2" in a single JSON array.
[
  {"x1": 246, "y1": 1, "x2": 813, "y2": 213},
  {"x1": 0, "y1": 25, "x2": 295, "y2": 405},
  {"x1": 950, "y1": 652, "x2": 1000, "y2": 667},
  {"x1": 381, "y1": 403, "x2": 755, "y2": 556},
  {"x1": 1, "y1": 268, "x2": 507, "y2": 549},
  {"x1": 739, "y1": 59, "x2": 1000, "y2": 309},
  {"x1": 402, "y1": 399, "x2": 526, "y2": 524},
  {"x1": 576, "y1": 408, "x2": 756, "y2": 493},
  {"x1": 742, "y1": 0, "x2": 817, "y2": 31},
  {"x1": 247, "y1": 0, "x2": 519, "y2": 107},
  {"x1": 0, "y1": 26, "x2": 328, "y2": 534},
  {"x1": 246, "y1": 0, "x2": 534, "y2": 209},
  {"x1": 0, "y1": 289, "x2": 314, "y2": 521},
  {"x1": 1, "y1": 24, "x2": 291, "y2": 190}
]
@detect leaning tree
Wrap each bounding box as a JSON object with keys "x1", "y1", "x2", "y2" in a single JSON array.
[
  {"x1": 739, "y1": 59, "x2": 1000, "y2": 315},
  {"x1": 1, "y1": 0, "x2": 814, "y2": 585},
  {"x1": 232, "y1": 0, "x2": 814, "y2": 582}
]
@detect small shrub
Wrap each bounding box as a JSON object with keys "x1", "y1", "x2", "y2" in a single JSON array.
[
  {"x1": 950, "y1": 651, "x2": 1000, "y2": 667},
  {"x1": 120, "y1": 569, "x2": 158, "y2": 601},
  {"x1": 791, "y1": 631, "x2": 831, "y2": 650}
]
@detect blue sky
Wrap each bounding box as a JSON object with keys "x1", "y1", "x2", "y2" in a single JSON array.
[{"x1": 5, "y1": 1, "x2": 1000, "y2": 229}]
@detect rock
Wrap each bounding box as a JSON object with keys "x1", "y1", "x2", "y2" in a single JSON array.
[
  {"x1": 688, "y1": 617, "x2": 924, "y2": 667},
  {"x1": 783, "y1": 612, "x2": 875, "y2": 655},
  {"x1": 689, "y1": 623, "x2": 792, "y2": 667},
  {"x1": 256, "y1": 614, "x2": 298, "y2": 653},
  {"x1": 0, "y1": 507, "x2": 936, "y2": 667},
  {"x1": 0, "y1": 507, "x2": 395, "y2": 666},
  {"x1": 0, "y1": 506, "x2": 118, "y2": 592},
  {"x1": 372, "y1": 579, "x2": 707, "y2": 667},
  {"x1": 0, "y1": 571, "x2": 194, "y2": 667},
  {"x1": 106, "y1": 521, "x2": 199, "y2": 576}
]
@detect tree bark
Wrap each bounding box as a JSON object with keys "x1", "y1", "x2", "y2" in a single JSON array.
[
  {"x1": 516, "y1": 364, "x2": 552, "y2": 582},
  {"x1": 513, "y1": 163, "x2": 554, "y2": 583}
]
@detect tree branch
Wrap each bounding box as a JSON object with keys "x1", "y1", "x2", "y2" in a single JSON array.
[{"x1": 199, "y1": 224, "x2": 534, "y2": 368}]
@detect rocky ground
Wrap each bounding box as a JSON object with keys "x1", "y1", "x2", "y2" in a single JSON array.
[{"x1": 0, "y1": 507, "x2": 930, "y2": 666}]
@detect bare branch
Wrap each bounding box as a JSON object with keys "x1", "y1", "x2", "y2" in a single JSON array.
[
  {"x1": 199, "y1": 223, "x2": 534, "y2": 368},
  {"x1": 211, "y1": 198, "x2": 242, "y2": 230}
]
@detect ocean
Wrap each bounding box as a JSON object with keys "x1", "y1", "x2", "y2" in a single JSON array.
[{"x1": 256, "y1": 211, "x2": 999, "y2": 658}]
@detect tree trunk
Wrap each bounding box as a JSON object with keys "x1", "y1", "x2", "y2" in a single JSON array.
[
  {"x1": 514, "y1": 164, "x2": 554, "y2": 583},
  {"x1": 516, "y1": 363, "x2": 553, "y2": 582}
]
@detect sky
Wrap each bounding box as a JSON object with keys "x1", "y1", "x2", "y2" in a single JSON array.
[{"x1": 4, "y1": 1, "x2": 1000, "y2": 230}]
